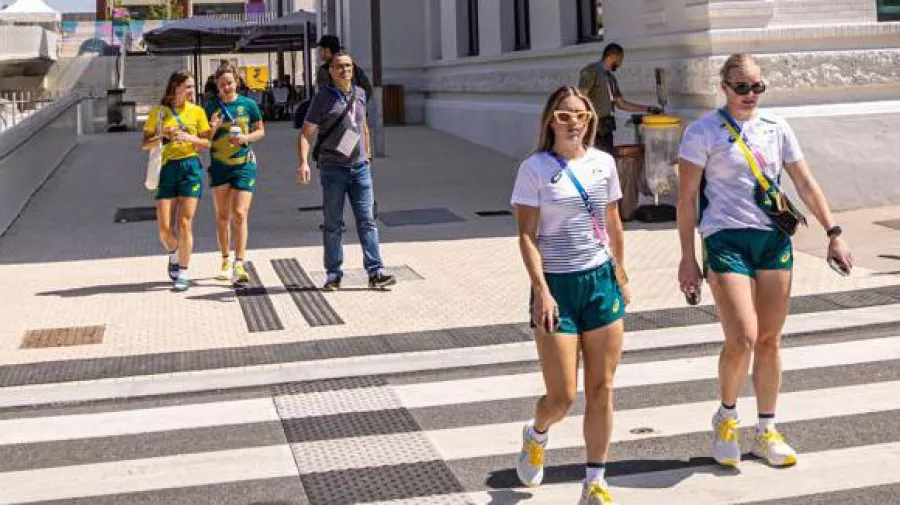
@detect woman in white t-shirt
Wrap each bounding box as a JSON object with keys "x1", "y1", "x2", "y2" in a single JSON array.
[
  {"x1": 676, "y1": 54, "x2": 854, "y2": 470},
  {"x1": 511, "y1": 86, "x2": 629, "y2": 505}
]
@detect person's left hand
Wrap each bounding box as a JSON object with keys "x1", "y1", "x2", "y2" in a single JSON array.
[
  {"x1": 827, "y1": 236, "x2": 854, "y2": 274},
  {"x1": 648, "y1": 105, "x2": 663, "y2": 115},
  {"x1": 228, "y1": 134, "x2": 248, "y2": 146}
]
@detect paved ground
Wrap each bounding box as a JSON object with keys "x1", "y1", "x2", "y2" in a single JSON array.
[{"x1": 0, "y1": 123, "x2": 899, "y2": 503}]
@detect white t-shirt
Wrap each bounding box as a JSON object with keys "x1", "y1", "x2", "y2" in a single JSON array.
[
  {"x1": 510, "y1": 148, "x2": 623, "y2": 274},
  {"x1": 678, "y1": 110, "x2": 804, "y2": 238}
]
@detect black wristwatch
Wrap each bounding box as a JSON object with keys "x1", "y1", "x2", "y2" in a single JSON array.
[{"x1": 826, "y1": 225, "x2": 842, "y2": 239}]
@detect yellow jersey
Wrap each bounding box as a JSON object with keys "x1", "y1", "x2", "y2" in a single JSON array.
[{"x1": 144, "y1": 103, "x2": 211, "y2": 165}]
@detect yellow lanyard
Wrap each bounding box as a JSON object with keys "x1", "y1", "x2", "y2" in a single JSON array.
[{"x1": 717, "y1": 110, "x2": 771, "y2": 192}]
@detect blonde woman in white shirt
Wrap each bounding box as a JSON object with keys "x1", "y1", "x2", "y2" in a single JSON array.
[
  {"x1": 677, "y1": 53, "x2": 854, "y2": 470},
  {"x1": 511, "y1": 86, "x2": 630, "y2": 505}
]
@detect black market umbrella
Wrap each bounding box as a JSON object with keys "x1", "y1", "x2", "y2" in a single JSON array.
[
  {"x1": 143, "y1": 17, "x2": 246, "y2": 94},
  {"x1": 236, "y1": 10, "x2": 317, "y2": 93}
]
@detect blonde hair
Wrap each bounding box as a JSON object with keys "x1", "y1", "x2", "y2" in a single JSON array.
[
  {"x1": 215, "y1": 61, "x2": 238, "y2": 82},
  {"x1": 719, "y1": 53, "x2": 761, "y2": 82},
  {"x1": 535, "y1": 86, "x2": 598, "y2": 153}
]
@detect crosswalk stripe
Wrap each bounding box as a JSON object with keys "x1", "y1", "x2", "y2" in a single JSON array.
[
  {"x1": 0, "y1": 445, "x2": 298, "y2": 504},
  {"x1": 394, "y1": 336, "x2": 900, "y2": 409},
  {"x1": 457, "y1": 442, "x2": 900, "y2": 505},
  {"x1": 426, "y1": 380, "x2": 900, "y2": 461},
  {"x1": 0, "y1": 398, "x2": 279, "y2": 446}
]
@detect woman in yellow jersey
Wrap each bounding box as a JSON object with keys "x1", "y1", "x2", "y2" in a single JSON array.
[
  {"x1": 205, "y1": 62, "x2": 265, "y2": 285},
  {"x1": 141, "y1": 70, "x2": 211, "y2": 292}
]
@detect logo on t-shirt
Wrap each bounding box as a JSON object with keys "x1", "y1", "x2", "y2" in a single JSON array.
[{"x1": 551, "y1": 171, "x2": 563, "y2": 184}]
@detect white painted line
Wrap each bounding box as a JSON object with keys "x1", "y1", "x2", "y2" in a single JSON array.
[
  {"x1": 460, "y1": 442, "x2": 900, "y2": 505},
  {"x1": 426, "y1": 380, "x2": 900, "y2": 461},
  {"x1": 0, "y1": 445, "x2": 297, "y2": 504},
  {"x1": 0, "y1": 304, "x2": 896, "y2": 409},
  {"x1": 394, "y1": 336, "x2": 900, "y2": 409},
  {"x1": 0, "y1": 398, "x2": 279, "y2": 446}
]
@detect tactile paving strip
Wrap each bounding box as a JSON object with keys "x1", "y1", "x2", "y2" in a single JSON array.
[
  {"x1": 291, "y1": 432, "x2": 439, "y2": 473},
  {"x1": 378, "y1": 208, "x2": 465, "y2": 227},
  {"x1": 235, "y1": 261, "x2": 284, "y2": 332},
  {"x1": 635, "y1": 306, "x2": 718, "y2": 328},
  {"x1": 113, "y1": 206, "x2": 156, "y2": 223},
  {"x1": 271, "y1": 258, "x2": 343, "y2": 327},
  {"x1": 820, "y1": 287, "x2": 900, "y2": 309},
  {"x1": 273, "y1": 377, "x2": 467, "y2": 505},
  {"x1": 281, "y1": 408, "x2": 420, "y2": 443},
  {"x1": 301, "y1": 461, "x2": 465, "y2": 505},
  {"x1": 363, "y1": 494, "x2": 475, "y2": 505},
  {"x1": 306, "y1": 265, "x2": 424, "y2": 287}
]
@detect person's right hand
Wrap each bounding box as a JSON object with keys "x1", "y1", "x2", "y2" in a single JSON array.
[
  {"x1": 648, "y1": 105, "x2": 664, "y2": 115},
  {"x1": 296, "y1": 163, "x2": 311, "y2": 185},
  {"x1": 532, "y1": 286, "x2": 559, "y2": 335},
  {"x1": 678, "y1": 256, "x2": 703, "y2": 297}
]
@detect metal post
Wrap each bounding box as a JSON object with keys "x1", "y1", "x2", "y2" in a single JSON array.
[
  {"x1": 303, "y1": 20, "x2": 313, "y2": 98},
  {"x1": 370, "y1": 0, "x2": 384, "y2": 157}
]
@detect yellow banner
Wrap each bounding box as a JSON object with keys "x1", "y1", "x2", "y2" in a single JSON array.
[{"x1": 243, "y1": 65, "x2": 269, "y2": 90}]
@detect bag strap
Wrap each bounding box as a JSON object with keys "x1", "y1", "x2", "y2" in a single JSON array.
[
  {"x1": 156, "y1": 106, "x2": 163, "y2": 135},
  {"x1": 314, "y1": 86, "x2": 357, "y2": 157},
  {"x1": 717, "y1": 108, "x2": 771, "y2": 192},
  {"x1": 550, "y1": 153, "x2": 608, "y2": 241},
  {"x1": 216, "y1": 98, "x2": 235, "y2": 123},
  {"x1": 168, "y1": 105, "x2": 187, "y2": 131}
]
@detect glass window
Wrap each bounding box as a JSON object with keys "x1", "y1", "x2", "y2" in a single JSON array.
[
  {"x1": 514, "y1": 0, "x2": 530, "y2": 51},
  {"x1": 466, "y1": 0, "x2": 479, "y2": 56},
  {"x1": 878, "y1": 0, "x2": 900, "y2": 21},
  {"x1": 576, "y1": 0, "x2": 603, "y2": 43}
]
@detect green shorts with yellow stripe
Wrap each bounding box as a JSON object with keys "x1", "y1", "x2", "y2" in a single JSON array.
[
  {"x1": 703, "y1": 228, "x2": 793, "y2": 278},
  {"x1": 530, "y1": 261, "x2": 625, "y2": 335},
  {"x1": 156, "y1": 156, "x2": 204, "y2": 200},
  {"x1": 208, "y1": 161, "x2": 258, "y2": 193}
]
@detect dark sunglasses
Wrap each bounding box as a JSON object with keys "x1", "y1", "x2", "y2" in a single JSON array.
[{"x1": 726, "y1": 81, "x2": 766, "y2": 96}]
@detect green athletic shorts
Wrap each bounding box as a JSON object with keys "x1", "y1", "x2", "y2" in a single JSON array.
[
  {"x1": 156, "y1": 156, "x2": 204, "y2": 200},
  {"x1": 530, "y1": 261, "x2": 625, "y2": 335},
  {"x1": 703, "y1": 228, "x2": 793, "y2": 278},
  {"x1": 208, "y1": 161, "x2": 258, "y2": 193}
]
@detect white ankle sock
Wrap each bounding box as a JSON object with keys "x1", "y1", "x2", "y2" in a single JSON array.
[
  {"x1": 169, "y1": 251, "x2": 179, "y2": 264},
  {"x1": 527, "y1": 423, "x2": 548, "y2": 444},
  {"x1": 758, "y1": 416, "x2": 776, "y2": 432},
  {"x1": 585, "y1": 465, "x2": 606, "y2": 484}
]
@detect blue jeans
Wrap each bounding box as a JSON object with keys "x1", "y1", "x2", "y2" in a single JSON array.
[{"x1": 320, "y1": 162, "x2": 384, "y2": 277}]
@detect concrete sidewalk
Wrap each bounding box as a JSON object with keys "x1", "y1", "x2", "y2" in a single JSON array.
[{"x1": 0, "y1": 123, "x2": 897, "y2": 383}]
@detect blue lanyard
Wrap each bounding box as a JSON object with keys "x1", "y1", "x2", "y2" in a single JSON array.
[
  {"x1": 216, "y1": 98, "x2": 235, "y2": 123},
  {"x1": 168, "y1": 106, "x2": 187, "y2": 130},
  {"x1": 550, "y1": 153, "x2": 599, "y2": 220}
]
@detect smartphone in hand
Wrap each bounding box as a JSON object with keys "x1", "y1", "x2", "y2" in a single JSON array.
[{"x1": 828, "y1": 256, "x2": 851, "y2": 277}]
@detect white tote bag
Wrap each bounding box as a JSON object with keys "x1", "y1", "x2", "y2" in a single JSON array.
[{"x1": 144, "y1": 107, "x2": 163, "y2": 191}]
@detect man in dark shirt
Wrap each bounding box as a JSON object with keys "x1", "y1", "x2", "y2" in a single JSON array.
[
  {"x1": 579, "y1": 43, "x2": 662, "y2": 154},
  {"x1": 315, "y1": 35, "x2": 373, "y2": 101},
  {"x1": 297, "y1": 52, "x2": 395, "y2": 292}
]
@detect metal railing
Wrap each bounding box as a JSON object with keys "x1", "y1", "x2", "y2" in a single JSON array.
[{"x1": 0, "y1": 90, "x2": 70, "y2": 133}]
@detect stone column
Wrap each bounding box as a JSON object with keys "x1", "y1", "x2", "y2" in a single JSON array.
[
  {"x1": 440, "y1": 0, "x2": 460, "y2": 60},
  {"x1": 477, "y1": 0, "x2": 502, "y2": 56}
]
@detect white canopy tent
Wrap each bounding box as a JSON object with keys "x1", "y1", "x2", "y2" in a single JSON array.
[{"x1": 0, "y1": 0, "x2": 61, "y2": 24}]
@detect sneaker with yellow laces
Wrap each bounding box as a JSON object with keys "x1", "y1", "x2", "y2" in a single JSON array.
[
  {"x1": 516, "y1": 422, "x2": 547, "y2": 487},
  {"x1": 752, "y1": 428, "x2": 798, "y2": 467},
  {"x1": 711, "y1": 407, "x2": 742, "y2": 467},
  {"x1": 216, "y1": 257, "x2": 233, "y2": 281},
  {"x1": 233, "y1": 261, "x2": 250, "y2": 285},
  {"x1": 578, "y1": 480, "x2": 618, "y2": 505}
]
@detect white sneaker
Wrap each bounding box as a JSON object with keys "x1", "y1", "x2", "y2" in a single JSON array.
[
  {"x1": 216, "y1": 258, "x2": 233, "y2": 281},
  {"x1": 711, "y1": 408, "x2": 742, "y2": 467},
  {"x1": 577, "y1": 479, "x2": 618, "y2": 505},
  {"x1": 516, "y1": 422, "x2": 546, "y2": 487},
  {"x1": 752, "y1": 428, "x2": 798, "y2": 467}
]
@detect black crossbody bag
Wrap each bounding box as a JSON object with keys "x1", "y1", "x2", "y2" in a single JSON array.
[{"x1": 312, "y1": 87, "x2": 357, "y2": 162}]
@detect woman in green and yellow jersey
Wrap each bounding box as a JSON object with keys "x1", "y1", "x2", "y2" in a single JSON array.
[
  {"x1": 205, "y1": 62, "x2": 265, "y2": 284},
  {"x1": 141, "y1": 70, "x2": 211, "y2": 292}
]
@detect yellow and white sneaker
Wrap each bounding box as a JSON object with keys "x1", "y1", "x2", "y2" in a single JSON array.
[
  {"x1": 216, "y1": 258, "x2": 233, "y2": 281},
  {"x1": 712, "y1": 409, "x2": 742, "y2": 467},
  {"x1": 578, "y1": 480, "x2": 618, "y2": 505},
  {"x1": 752, "y1": 428, "x2": 798, "y2": 467},
  {"x1": 233, "y1": 261, "x2": 250, "y2": 284},
  {"x1": 516, "y1": 422, "x2": 546, "y2": 487}
]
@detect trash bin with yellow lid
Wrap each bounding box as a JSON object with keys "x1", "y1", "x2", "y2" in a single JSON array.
[{"x1": 640, "y1": 114, "x2": 682, "y2": 204}]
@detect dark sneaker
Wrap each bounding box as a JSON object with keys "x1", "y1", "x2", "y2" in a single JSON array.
[
  {"x1": 368, "y1": 271, "x2": 397, "y2": 289},
  {"x1": 322, "y1": 273, "x2": 342, "y2": 292},
  {"x1": 167, "y1": 260, "x2": 180, "y2": 281}
]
